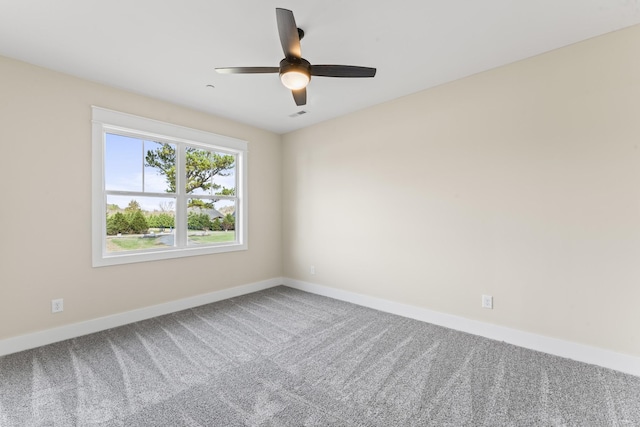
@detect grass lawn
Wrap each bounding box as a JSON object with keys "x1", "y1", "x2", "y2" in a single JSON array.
[
  {"x1": 188, "y1": 231, "x2": 235, "y2": 244},
  {"x1": 107, "y1": 236, "x2": 168, "y2": 252},
  {"x1": 106, "y1": 231, "x2": 235, "y2": 252}
]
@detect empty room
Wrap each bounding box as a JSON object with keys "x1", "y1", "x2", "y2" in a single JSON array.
[{"x1": 1, "y1": 1, "x2": 640, "y2": 425}]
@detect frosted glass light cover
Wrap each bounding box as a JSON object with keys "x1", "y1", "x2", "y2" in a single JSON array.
[{"x1": 280, "y1": 71, "x2": 310, "y2": 90}]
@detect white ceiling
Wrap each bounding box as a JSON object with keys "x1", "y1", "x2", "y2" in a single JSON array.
[{"x1": 1, "y1": 1, "x2": 639, "y2": 134}]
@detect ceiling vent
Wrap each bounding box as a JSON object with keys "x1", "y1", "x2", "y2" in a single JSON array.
[{"x1": 289, "y1": 110, "x2": 307, "y2": 118}]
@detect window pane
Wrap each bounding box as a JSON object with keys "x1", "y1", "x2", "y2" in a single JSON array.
[
  {"x1": 106, "y1": 135, "x2": 176, "y2": 194},
  {"x1": 214, "y1": 153, "x2": 237, "y2": 197},
  {"x1": 106, "y1": 195, "x2": 175, "y2": 253},
  {"x1": 144, "y1": 141, "x2": 176, "y2": 193},
  {"x1": 186, "y1": 148, "x2": 236, "y2": 196},
  {"x1": 105, "y1": 133, "x2": 142, "y2": 191},
  {"x1": 187, "y1": 198, "x2": 236, "y2": 246}
]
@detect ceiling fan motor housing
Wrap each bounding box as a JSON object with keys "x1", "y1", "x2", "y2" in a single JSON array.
[{"x1": 280, "y1": 57, "x2": 311, "y2": 78}]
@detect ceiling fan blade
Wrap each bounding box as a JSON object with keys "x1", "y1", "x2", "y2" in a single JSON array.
[
  {"x1": 310, "y1": 65, "x2": 377, "y2": 78},
  {"x1": 276, "y1": 8, "x2": 301, "y2": 58},
  {"x1": 215, "y1": 67, "x2": 279, "y2": 74},
  {"x1": 292, "y1": 88, "x2": 307, "y2": 106}
]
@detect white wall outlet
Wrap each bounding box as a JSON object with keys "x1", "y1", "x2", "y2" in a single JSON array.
[
  {"x1": 482, "y1": 295, "x2": 493, "y2": 309},
  {"x1": 52, "y1": 298, "x2": 64, "y2": 313},
  {"x1": 310, "y1": 265, "x2": 316, "y2": 275}
]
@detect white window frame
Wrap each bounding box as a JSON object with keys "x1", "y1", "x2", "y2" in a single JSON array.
[{"x1": 92, "y1": 106, "x2": 248, "y2": 267}]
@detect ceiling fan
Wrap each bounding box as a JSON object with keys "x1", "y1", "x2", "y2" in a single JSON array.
[{"x1": 215, "y1": 8, "x2": 376, "y2": 106}]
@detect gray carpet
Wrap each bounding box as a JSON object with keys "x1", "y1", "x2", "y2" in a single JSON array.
[{"x1": 1, "y1": 286, "x2": 639, "y2": 426}]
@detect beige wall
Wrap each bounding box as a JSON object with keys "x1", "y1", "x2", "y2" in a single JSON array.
[
  {"x1": 0, "y1": 56, "x2": 282, "y2": 339},
  {"x1": 282, "y1": 25, "x2": 640, "y2": 357}
]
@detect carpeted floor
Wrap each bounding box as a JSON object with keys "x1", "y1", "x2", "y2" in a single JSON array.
[{"x1": 1, "y1": 286, "x2": 639, "y2": 426}]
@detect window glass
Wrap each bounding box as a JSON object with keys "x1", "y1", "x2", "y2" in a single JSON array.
[
  {"x1": 187, "y1": 198, "x2": 236, "y2": 246},
  {"x1": 105, "y1": 195, "x2": 176, "y2": 253}
]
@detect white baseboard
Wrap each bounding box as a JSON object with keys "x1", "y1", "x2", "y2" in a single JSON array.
[
  {"x1": 283, "y1": 278, "x2": 640, "y2": 377},
  {"x1": 5, "y1": 276, "x2": 638, "y2": 377},
  {"x1": 0, "y1": 277, "x2": 283, "y2": 357}
]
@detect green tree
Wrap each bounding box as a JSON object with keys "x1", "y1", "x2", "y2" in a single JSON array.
[
  {"x1": 187, "y1": 212, "x2": 213, "y2": 231},
  {"x1": 124, "y1": 199, "x2": 142, "y2": 212},
  {"x1": 147, "y1": 215, "x2": 159, "y2": 228},
  {"x1": 222, "y1": 213, "x2": 235, "y2": 231},
  {"x1": 129, "y1": 211, "x2": 149, "y2": 234},
  {"x1": 124, "y1": 200, "x2": 141, "y2": 229},
  {"x1": 211, "y1": 218, "x2": 222, "y2": 231},
  {"x1": 148, "y1": 213, "x2": 174, "y2": 229},
  {"x1": 145, "y1": 145, "x2": 235, "y2": 196},
  {"x1": 106, "y1": 212, "x2": 130, "y2": 235},
  {"x1": 162, "y1": 214, "x2": 175, "y2": 228},
  {"x1": 189, "y1": 199, "x2": 214, "y2": 209}
]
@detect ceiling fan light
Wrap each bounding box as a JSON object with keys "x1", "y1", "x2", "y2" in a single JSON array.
[{"x1": 280, "y1": 70, "x2": 310, "y2": 90}]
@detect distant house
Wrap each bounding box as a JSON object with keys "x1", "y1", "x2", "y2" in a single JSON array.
[{"x1": 191, "y1": 207, "x2": 224, "y2": 221}]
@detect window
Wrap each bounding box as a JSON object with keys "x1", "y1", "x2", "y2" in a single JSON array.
[{"x1": 92, "y1": 107, "x2": 247, "y2": 266}]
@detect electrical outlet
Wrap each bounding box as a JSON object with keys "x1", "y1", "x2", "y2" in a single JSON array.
[
  {"x1": 482, "y1": 295, "x2": 493, "y2": 309},
  {"x1": 52, "y1": 298, "x2": 64, "y2": 313},
  {"x1": 310, "y1": 265, "x2": 315, "y2": 275}
]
